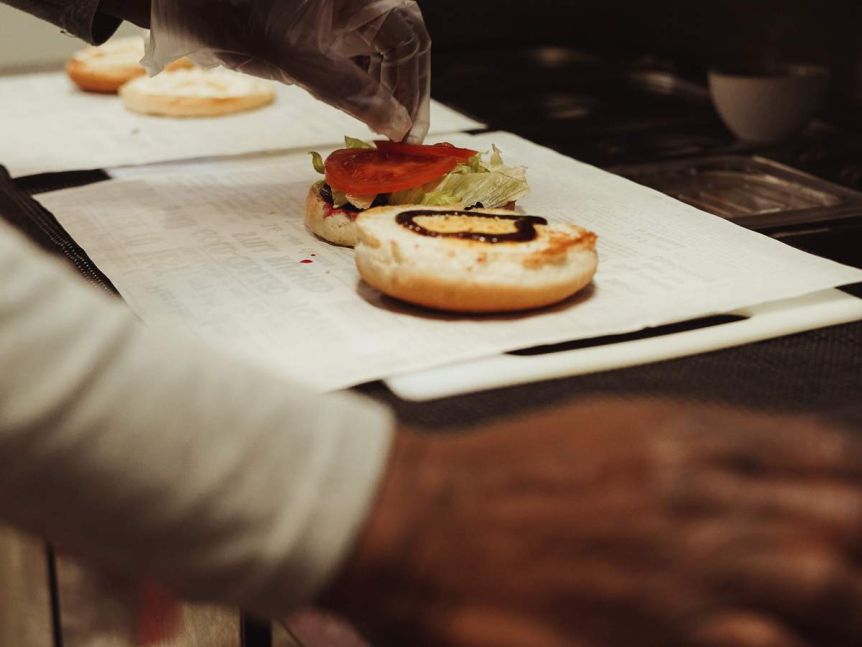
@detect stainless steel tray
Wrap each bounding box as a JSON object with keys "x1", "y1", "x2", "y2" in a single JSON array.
[{"x1": 611, "y1": 155, "x2": 862, "y2": 230}]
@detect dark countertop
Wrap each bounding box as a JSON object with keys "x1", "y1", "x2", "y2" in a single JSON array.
[{"x1": 358, "y1": 307, "x2": 862, "y2": 430}]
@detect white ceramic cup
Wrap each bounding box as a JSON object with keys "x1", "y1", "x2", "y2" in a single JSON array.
[{"x1": 708, "y1": 64, "x2": 830, "y2": 143}]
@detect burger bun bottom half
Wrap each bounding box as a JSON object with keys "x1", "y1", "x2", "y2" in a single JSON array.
[{"x1": 304, "y1": 183, "x2": 364, "y2": 247}]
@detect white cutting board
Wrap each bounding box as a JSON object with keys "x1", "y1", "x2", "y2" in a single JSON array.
[{"x1": 385, "y1": 288, "x2": 862, "y2": 401}]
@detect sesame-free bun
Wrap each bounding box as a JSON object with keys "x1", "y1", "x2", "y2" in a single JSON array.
[
  {"x1": 66, "y1": 36, "x2": 191, "y2": 94},
  {"x1": 305, "y1": 183, "x2": 363, "y2": 247},
  {"x1": 355, "y1": 206, "x2": 598, "y2": 313},
  {"x1": 119, "y1": 68, "x2": 275, "y2": 117},
  {"x1": 66, "y1": 36, "x2": 148, "y2": 93}
]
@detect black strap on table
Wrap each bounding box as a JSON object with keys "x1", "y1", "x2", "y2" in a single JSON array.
[{"x1": 0, "y1": 165, "x2": 117, "y2": 295}]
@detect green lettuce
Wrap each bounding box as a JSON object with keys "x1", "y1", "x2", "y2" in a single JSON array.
[
  {"x1": 389, "y1": 146, "x2": 528, "y2": 208},
  {"x1": 343, "y1": 135, "x2": 374, "y2": 149},
  {"x1": 330, "y1": 187, "x2": 348, "y2": 208},
  {"x1": 329, "y1": 187, "x2": 375, "y2": 210},
  {"x1": 309, "y1": 151, "x2": 325, "y2": 175}
]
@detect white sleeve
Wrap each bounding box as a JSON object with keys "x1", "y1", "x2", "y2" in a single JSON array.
[{"x1": 0, "y1": 219, "x2": 393, "y2": 617}]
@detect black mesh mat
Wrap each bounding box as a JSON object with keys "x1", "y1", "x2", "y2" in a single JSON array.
[{"x1": 3, "y1": 166, "x2": 861, "y2": 430}]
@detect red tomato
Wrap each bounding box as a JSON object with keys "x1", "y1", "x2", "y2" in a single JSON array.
[
  {"x1": 374, "y1": 141, "x2": 478, "y2": 161},
  {"x1": 324, "y1": 149, "x2": 459, "y2": 194}
]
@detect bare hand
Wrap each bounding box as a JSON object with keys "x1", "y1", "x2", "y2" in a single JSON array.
[{"x1": 323, "y1": 399, "x2": 862, "y2": 647}]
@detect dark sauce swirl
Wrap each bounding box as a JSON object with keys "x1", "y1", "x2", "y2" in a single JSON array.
[{"x1": 396, "y1": 210, "x2": 547, "y2": 244}]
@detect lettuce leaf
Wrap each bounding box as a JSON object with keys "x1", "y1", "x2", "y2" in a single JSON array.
[
  {"x1": 344, "y1": 193, "x2": 376, "y2": 209},
  {"x1": 428, "y1": 164, "x2": 528, "y2": 208},
  {"x1": 388, "y1": 146, "x2": 528, "y2": 208},
  {"x1": 330, "y1": 187, "x2": 348, "y2": 208},
  {"x1": 328, "y1": 187, "x2": 376, "y2": 210},
  {"x1": 344, "y1": 135, "x2": 374, "y2": 149},
  {"x1": 309, "y1": 151, "x2": 325, "y2": 175}
]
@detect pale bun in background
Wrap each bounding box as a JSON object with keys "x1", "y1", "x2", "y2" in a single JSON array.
[
  {"x1": 355, "y1": 205, "x2": 598, "y2": 313},
  {"x1": 66, "y1": 36, "x2": 190, "y2": 94},
  {"x1": 119, "y1": 67, "x2": 275, "y2": 117},
  {"x1": 305, "y1": 183, "x2": 363, "y2": 247}
]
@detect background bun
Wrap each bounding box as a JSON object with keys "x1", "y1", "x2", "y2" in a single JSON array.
[
  {"x1": 119, "y1": 68, "x2": 274, "y2": 117},
  {"x1": 66, "y1": 36, "x2": 148, "y2": 94},
  {"x1": 67, "y1": 36, "x2": 192, "y2": 94},
  {"x1": 355, "y1": 206, "x2": 598, "y2": 313}
]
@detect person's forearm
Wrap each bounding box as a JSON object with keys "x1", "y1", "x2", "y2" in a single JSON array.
[
  {"x1": 98, "y1": 0, "x2": 150, "y2": 28},
  {"x1": 1, "y1": 0, "x2": 149, "y2": 43},
  {"x1": 2, "y1": 0, "x2": 119, "y2": 43},
  {"x1": 0, "y1": 220, "x2": 392, "y2": 616}
]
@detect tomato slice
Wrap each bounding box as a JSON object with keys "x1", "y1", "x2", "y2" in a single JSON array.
[
  {"x1": 374, "y1": 141, "x2": 477, "y2": 161},
  {"x1": 325, "y1": 149, "x2": 459, "y2": 194}
]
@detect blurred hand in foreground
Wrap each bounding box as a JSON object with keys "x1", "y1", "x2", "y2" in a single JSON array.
[
  {"x1": 144, "y1": 0, "x2": 431, "y2": 142},
  {"x1": 324, "y1": 399, "x2": 862, "y2": 647}
]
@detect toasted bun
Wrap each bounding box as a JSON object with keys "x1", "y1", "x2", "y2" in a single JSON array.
[
  {"x1": 355, "y1": 206, "x2": 597, "y2": 313},
  {"x1": 119, "y1": 68, "x2": 274, "y2": 117},
  {"x1": 66, "y1": 36, "x2": 191, "y2": 94},
  {"x1": 304, "y1": 183, "x2": 364, "y2": 247},
  {"x1": 66, "y1": 36, "x2": 148, "y2": 93}
]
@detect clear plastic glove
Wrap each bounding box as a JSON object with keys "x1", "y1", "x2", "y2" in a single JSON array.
[{"x1": 143, "y1": 0, "x2": 430, "y2": 142}]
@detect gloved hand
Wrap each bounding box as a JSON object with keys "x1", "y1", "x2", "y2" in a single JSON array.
[{"x1": 143, "y1": 0, "x2": 431, "y2": 142}]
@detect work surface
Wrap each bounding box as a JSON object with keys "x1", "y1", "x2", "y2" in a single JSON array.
[
  {"x1": 0, "y1": 72, "x2": 481, "y2": 176},
  {"x1": 30, "y1": 131, "x2": 862, "y2": 397},
  {"x1": 3, "y1": 161, "x2": 861, "y2": 432},
  {"x1": 1, "y1": 65, "x2": 861, "y2": 430}
]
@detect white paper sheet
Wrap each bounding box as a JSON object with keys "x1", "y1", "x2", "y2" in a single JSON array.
[
  {"x1": 0, "y1": 72, "x2": 482, "y2": 176},
  {"x1": 36, "y1": 132, "x2": 862, "y2": 391}
]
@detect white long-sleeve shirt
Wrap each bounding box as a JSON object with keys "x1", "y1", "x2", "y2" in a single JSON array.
[{"x1": 0, "y1": 218, "x2": 393, "y2": 617}]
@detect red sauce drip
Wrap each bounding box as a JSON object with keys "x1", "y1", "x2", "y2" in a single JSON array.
[
  {"x1": 299, "y1": 259, "x2": 313, "y2": 264},
  {"x1": 323, "y1": 203, "x2": 359, "y2": 220}
]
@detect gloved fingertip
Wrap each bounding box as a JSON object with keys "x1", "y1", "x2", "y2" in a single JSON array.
[
  {"x1": 140, "y1": 33, "x2": 162, "y2": 76},
  {"x1": 374, "y1": 101, "x2": 413, "y2": 142},
  {"x1": 403, "y1": 120, "x2": 430, "y2": 144}
]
